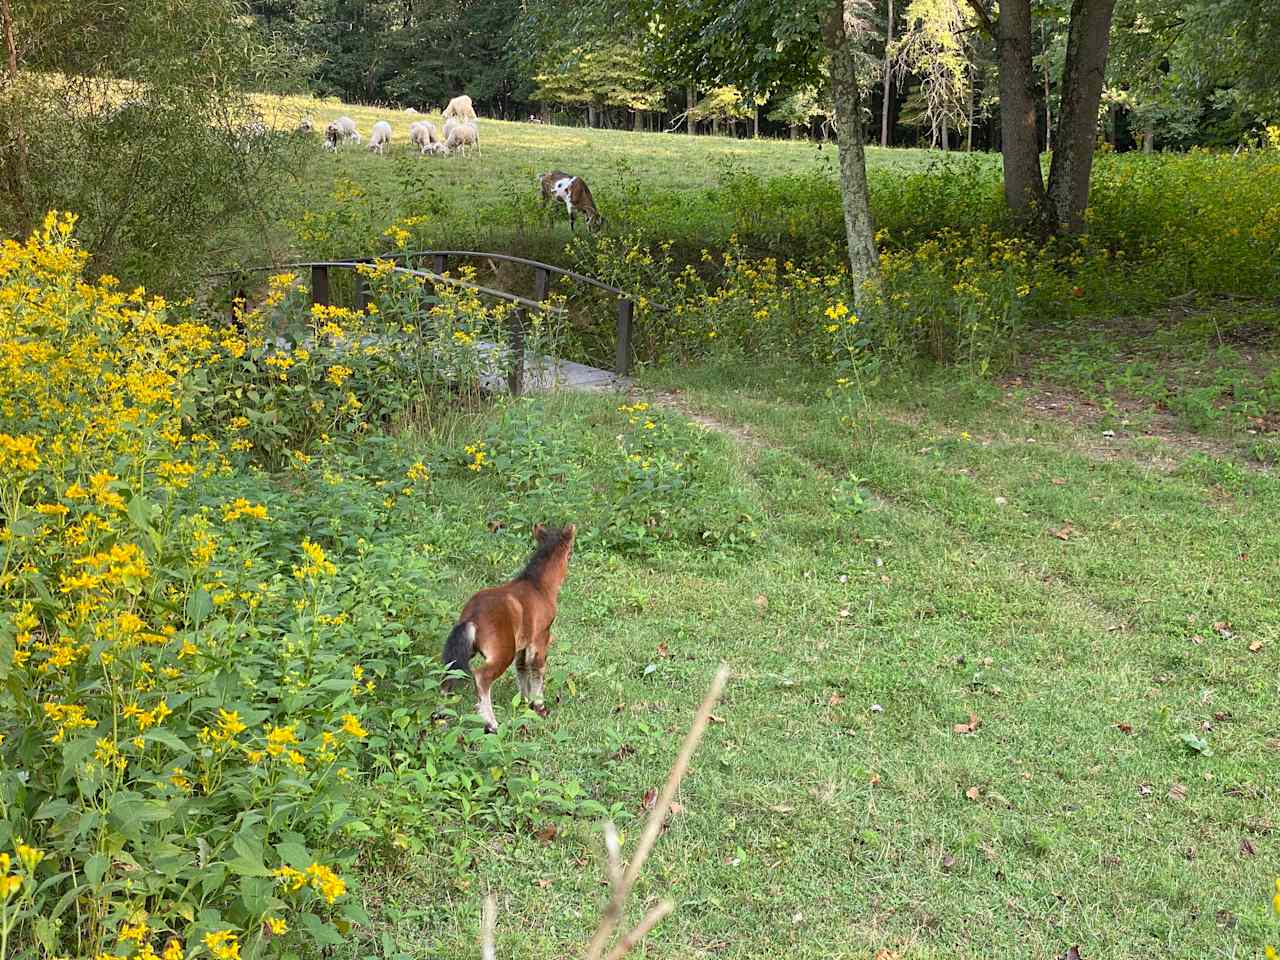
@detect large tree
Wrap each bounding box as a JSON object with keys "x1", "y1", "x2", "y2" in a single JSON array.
[
  {"x1": 627, "y1": 0, "x2": 882, "y2": 302},
  {"x1": 966, "y1": 0, "x2": 1117, "y2": 234}
]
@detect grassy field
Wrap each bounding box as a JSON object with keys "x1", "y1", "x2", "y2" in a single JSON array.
[
  {"x1": 343, "y1": 365, "x2": 1279, "y2": 960},
  {"x1": 241, "y1": 92, "x2": 998, "y2": 270}
]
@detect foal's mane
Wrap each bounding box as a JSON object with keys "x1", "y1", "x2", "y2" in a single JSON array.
[{"x1": 515, "y1": 527, "x2": 571, "y2": 583}]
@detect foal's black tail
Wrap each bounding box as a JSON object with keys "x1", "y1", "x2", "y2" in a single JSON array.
[{"x1": 442, "y1": 621, "x2": 476, "y2": 686}]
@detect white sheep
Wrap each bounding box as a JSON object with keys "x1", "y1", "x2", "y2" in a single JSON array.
[
  {"x1": 324, "y1": 121, "x2": 341, "y2": 151},
  {"x1": 335, "y1": 116, "x2": 361, "y2": 144},
  {"x1": 442, "y1": 117, "x2": 459, "y2": 142},
  {"x1": 442, "y1": 94, "x2": 477, "y2": 124},
  {"x1": 409, "y1": 120, "x2": 440, "y2": 152},
  {"x1": 368, "y1": 120, "x2": 392, "y2": 155},
  {"x1": 444, "y1": 122, "x2": 480, "y2": 157},
  {"x1": 297, "y1": 118, "x2": 314, "y2": 134}
]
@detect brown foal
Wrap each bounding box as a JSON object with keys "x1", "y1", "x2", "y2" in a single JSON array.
[{"x1": 442, "y1": 524, "x2": 576, "y2": 732}]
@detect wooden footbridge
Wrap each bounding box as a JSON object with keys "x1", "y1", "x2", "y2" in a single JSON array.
[{"x1": 212, "y1": 250, "x2": 641, "y2": 394}]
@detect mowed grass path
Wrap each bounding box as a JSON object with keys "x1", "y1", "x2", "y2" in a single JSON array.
[{"x1": 353, "y1": 366, "x2": 1279, "y2": 960}]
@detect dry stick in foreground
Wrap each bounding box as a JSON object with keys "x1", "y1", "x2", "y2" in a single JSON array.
[
  {"x1": 477, "y1": 665, "x2": 730, "y2": 959},
  {"x1": 582, "y1": 663, "x2": 732, "y2": 960}
]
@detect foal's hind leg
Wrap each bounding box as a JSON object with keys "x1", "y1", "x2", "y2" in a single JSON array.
[
  {"x1": 514, "y1": 649, "x2": 532, "y2": 700},
  {"x1": 526, "y1": 639, "x2": 550, "y2": 717},
  {"x1": 474, "y1": 648, "x2": 514, "y2": 734}
]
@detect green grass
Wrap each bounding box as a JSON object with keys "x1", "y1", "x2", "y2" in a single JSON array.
[
  {"x1": 241, "y1": 91, "x2": 1001, "y2": 272},
  {"x1": 1023, "y1": 300, "x2": 1280, "y2": 459},
  {"x1": 341, "y1": 365, "x2": 1279, "y2": 960}
]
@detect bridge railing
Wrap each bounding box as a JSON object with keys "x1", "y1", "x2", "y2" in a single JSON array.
[{"x1": 210, "y1": 249, "x2": 646, "y2": 392}]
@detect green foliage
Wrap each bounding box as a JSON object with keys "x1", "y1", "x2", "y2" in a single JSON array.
[
  {"x1": 0, "y1": 0, "x2": 297, "y2": 290},
  {"x1": 533, "y1": 45, "x2": 665, "y2": 112}
]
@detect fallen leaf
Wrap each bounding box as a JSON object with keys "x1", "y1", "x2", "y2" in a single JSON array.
[
  {"x1": 668, "y1": 802, "x2": 684, "y2": 816},
  {"x1": 994, "y1": 496, "x2": 1008, "y2": 506},
  {"x1": 868, "y1": 771, "x2": 882, "y2": 786},
  {"x1": 535, "y1": 878, "x2": 552, "y2": 888},
  {"x1": 536, "y1": 823, "x2": 558, "y2": 843},
  {"x1": 656, "y1": 641, "x2": 670, "y2": 658},
  {"x1": 1168, "y1": 783, "x2": 1187, "y2": 801},
  {"x1": 838, "y1": 608, "x2": 851, "y2": 618},
  {"x1": 754, "y1": 594, "x2": 768, "y2": 610},
  {"x1": 953, "y1": 712, "x2": 981, "y2": 735},
  {"x1": 1212, "y1": 621, "x2": 1234, "y2": 638},
  {"x1": 1214, "y1": 711, "x2": 1231, "y2": 722},
  {"x1": 828, "y1": 692, "x2": 845, "y2": 707},
  {"x1": 964, "y1": 786, "x2": 981, "y2": 801},
  {"x1": 708, "y1": 714, "x2": 726, "y2": 724},
  {"x1": 1116, "y1": 723, "x2": 1133, "y2": 735},
  {"x1": 1189, "y1": 634, "x2": 1204, "y2": 645},
  {"x1": 769, "y1": 804, "x2": 794, "y2": 814},
  {"x1": 1137, "y1": 783, "x2": 1153, "y2": 797},
  {"x1": 1052, "y1": 522, "x2": 1075, "y2": 541},
  {"x1": 870, "y1": 703, "x2": 884, "y2": 714},
  {"x1": 941, "y1": 854, "x2": 956, "y2": 872},
  {"x1": 1248, "y1": 640, "x2": 1263, "y2": 653},
  {"x1": 873, "y1": 950, "x2": 900, "y2": 960},
  {"x1": 1240, "y1": 838, "x2": 1256, "y2": 857},
  {"x1": 1058, "y1": 947, "x2": 1082, "y2": 960},
  {"x1": 641, "y1": 788, "x2": 658, "y2": 811},
  {"x1": 1051, "y1": 477, "x2": 1067, "y2": 485}
]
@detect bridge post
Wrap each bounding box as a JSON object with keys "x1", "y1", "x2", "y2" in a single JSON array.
[
  {"x1": 508, "y1": 308, "x2": 526, "y2": 396},
  {"x1": 310, "y1": 265, "x2": 330, "y2": 307},
  {"x1": 533, "y1": 266, "x2": 551, "y2": 303},
  {"x1": 353, "y1": 272, "x2": 367, "y2": 312},
  {"x1": 615, "y1": 298, "x2": 634, "y2": 377},
  {"x1": 432, "y1": 253, "x2": 448, "y2": 276}
]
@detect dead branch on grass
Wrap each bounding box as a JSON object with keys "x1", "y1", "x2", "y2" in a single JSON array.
[{"x1": 478, "y1": 664, "x2": 731, "y2": 958}]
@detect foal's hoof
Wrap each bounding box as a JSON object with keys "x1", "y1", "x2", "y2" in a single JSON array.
[{"x1": 531, "y1": 703, "x2": 550, "y2": 718}]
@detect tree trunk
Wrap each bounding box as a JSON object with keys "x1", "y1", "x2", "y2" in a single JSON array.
[
  {"x1": 790, "y1": 123, "x2": 800, "y2": 140},
  {"x1": 942, "y1": 117, "x2": 949, "y2": 152},
  {"x1": 1143, "y1": 115, "x2": 1154, "y2": 153},
  {"x1": 587, "y1": 102, "x2": 596, "y2": 128},
  {"x1": 966, "y1": 61, "x2": 975, "y2": 151},
  {"x1": 990, "y1": 0, "x2": 1049, "y2": 231},
  {"x1": 1046, "y1": 0, "x2": 1116, "y2": 233},
  {"x1": 753, "y1": 106, "x2": 759, "y2": 138},
  {"x1": 686, "y1": 84, "x2": 696, "y2": 135},
  {"x1": 634, "y1": 109, "x2": 644, "y2": 132},
  {"x1": 881, "y1": 0, "x2": 893, "y2": 148},
  {"x1": 711, "y1": 116, "x2": 719, "y2": 136},
  {"x1": 1042, "y1": 22, "x2": 1051, "y2": 153},
  {"x1": 824, "y1": 0, "x2": 881, "y2": 305},
  {"x1": 1, "y1": 0, "x2": 29, "y2": 229}
]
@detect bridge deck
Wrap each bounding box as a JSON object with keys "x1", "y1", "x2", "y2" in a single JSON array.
[{"x1": 478, "y1": 347, "x2": 632, "y2": 393}]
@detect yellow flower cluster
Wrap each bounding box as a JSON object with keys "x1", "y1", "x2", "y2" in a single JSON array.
[
  {"x1": 274, "y1": 861, "x2": 347, "y2": 904},
  {"x1": 464, "y1": 442, "x2": 489, "y2": 472},
  {"x1": 222, "y1": 498, "x2": 269, "y2": 522}
]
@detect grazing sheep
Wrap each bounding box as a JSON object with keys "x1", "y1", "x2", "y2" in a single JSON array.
[
  {"x1": 324, "y1": 122, "x2": 341, "y2": 151},
  {"x1": 335, "y1": 116, "x2": 362, "y2": 143},
  {"x1": 404, "y1": 106, "x2": 419, "y2": 115},
  {"x1": 422, "y1": 142, "x2": 447, "y2": 156},
  {"x1": 409, "y1": 119, "x2": 440, "y2": 152},
  {"x1": 540, "y1": 172, "x2": 604, "y2": 232},
  {"x1": 442, "y1": 94, "x2": 477, "y2": 124},
  {"x1": 297, "y1": 118, "x2": 314, "y2": 134},
  {"x1": 442, "y1": 117, "x2": 459, "y2": 142},
  {"x1": 444, "y1": 122, "x2": 480, "y2": 157},
  {"x1": 368, "y1": 120, "x2": 392, "y2": 155}
]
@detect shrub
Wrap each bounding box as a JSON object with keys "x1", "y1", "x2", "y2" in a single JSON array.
[{"x1": 0, "y1": 215, "x2": 573, "y2": 960}]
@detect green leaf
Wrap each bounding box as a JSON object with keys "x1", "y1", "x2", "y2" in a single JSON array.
[
  {"x1": 274, "y1": 841, "x2": 310, "y2": 870},
  {"x1": 127, "y1": 494, "x2": 157, "y2": 533},
  {"x1": 186, "y1": 588, "x2": 213, "y2": 627},
  {"x1": 301, "y1": 913, "x2": 347, "y2": 947},
  {"x1": 1179, "y1": 733, "x2": 1213, "y2": 756},
  {"x1": 33, "y1": 797, "x2": 73, "y2": 821},
  {"x1": 85, "y1": 852, "x2": 109, "y2": 886}
]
